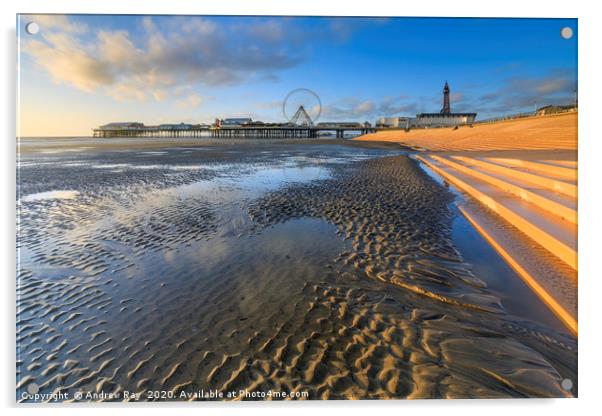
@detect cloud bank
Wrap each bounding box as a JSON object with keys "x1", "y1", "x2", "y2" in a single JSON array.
[{"x1": 22, "y1": 15, "x2": 307, "y2": 107}]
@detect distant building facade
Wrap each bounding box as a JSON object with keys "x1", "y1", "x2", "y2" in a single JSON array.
[
  {"x1": 159, "y1": 123, "x2": 193, "y2": 130},
  {"x1": 414, "y1": 112, "x2": 476, "y2": 127},
  {"x1": 316, "y1": 122, "x2": 363, "y2": 128},
  {"x1": 376, "y1": 117, "x2": 416, "y2": 128},
  {"x1": 98, "y1": 122, "x2": 145, "y2": 130},
  {"x1": 536, "y1": 105, "x2": 577, "y2": 116},
  {"x1": 220, "y1": 118, "x2": 253, "y2": 127}
]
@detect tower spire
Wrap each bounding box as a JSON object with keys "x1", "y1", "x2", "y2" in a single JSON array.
[{"x1": 441, "y1": 81, "x2": 451, "y2": 114}]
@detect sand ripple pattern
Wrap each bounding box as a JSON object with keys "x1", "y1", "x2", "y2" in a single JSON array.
[
  {"x1": 247, "y1": 155, "x2": 577, "y2": 398},
  {"x1": 17, "y1": 158, "x2": 223, "y2": 401},
  {"x1": 17, "y1": 147, "x2": 576, "y2": 401}
]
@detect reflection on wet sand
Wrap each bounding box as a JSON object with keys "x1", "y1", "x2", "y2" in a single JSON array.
[{"x1": 16, "y1": 141, "x2": 576, "y2": 401}]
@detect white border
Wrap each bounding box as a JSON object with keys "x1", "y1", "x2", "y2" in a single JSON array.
[{"x1": 2, "y1": 1, "x2": 601, "y2": 415}]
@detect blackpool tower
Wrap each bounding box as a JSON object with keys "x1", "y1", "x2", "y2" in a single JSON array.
[{"x1": 441, "y1": 81, "x2": 451, "y2": 114}]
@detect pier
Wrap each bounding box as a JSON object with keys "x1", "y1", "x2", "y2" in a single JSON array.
[{"x1": 92, "y1": 125, "x2": 376, "y2": 139}]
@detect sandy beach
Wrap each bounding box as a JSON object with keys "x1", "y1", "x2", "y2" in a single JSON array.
[
  {"x1": 16, "y1": 138, "x2": 576, "y2": 401},
  {"x1": 356, "y1": 112, "x2": 577, "y2": 153}
]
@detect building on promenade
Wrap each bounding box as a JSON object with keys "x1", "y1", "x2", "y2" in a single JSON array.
[
  {"x1": 536, "y1": 104, "x2": 577, "y2": 116},
  {"x1": 375, "y1": 117, "x2": 416, "y2": 128},
  {"x1": 414, "y1": 112, "x2": 476, "y2": 127}
]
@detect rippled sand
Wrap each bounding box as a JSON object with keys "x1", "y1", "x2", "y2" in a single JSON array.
[{"x1": 16, "y1": 141, "x2": 576, "y2": 401}]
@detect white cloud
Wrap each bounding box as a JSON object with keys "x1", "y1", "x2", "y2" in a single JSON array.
[
  {"x1": 24, "y1": 35, "x2": 113, "y2": 92},
  {"x1": 152, "y1": 89, "x2": 167, "y2": 101},
  {"x1": 450, "y1": 92, "x2": 463, "y2": 102},
  {"x1": 176, "y1": 92, "x2": 203, "y2": 109},
  {"x1": 27, "y1": 14, "x2": 88, "y2": 34},
  {"x1": 247, "y1": 20, "x2": 285, "y2": 43}
]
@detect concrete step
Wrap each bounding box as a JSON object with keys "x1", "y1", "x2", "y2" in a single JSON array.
[
  {"x1": 452, "y1": 156, "x2": 577, "y2": 199},
  {"x1": 458, "y1": 205, "x2": 577, "y2": 335},
  {"x1": 541, "y1": 159, "x2": 578, "y2": 168},
  {"x1": 484, "y1": 157, "x2": 577, "y2": 182},
  {"x1": 433, "y1": 155, "x2": 577, "y2": 224},
  {"x1": 416, "y1": 155, "x2": 577, "y2": 270}
]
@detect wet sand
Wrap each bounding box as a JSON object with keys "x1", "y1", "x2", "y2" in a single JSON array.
[{"x1": 16, "y1": 139, "x2": 576, "y2": 401}]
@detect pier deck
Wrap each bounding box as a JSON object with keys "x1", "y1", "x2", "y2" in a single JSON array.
[{"x1": 92, "y1": 126, "x2": 376, "y2": 139}]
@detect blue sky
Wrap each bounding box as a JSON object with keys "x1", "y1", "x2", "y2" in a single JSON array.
[{"x1": 18, "y1": 14, "x2": 577, "y2": 136}]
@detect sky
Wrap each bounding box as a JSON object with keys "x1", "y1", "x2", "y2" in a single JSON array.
[{"x1": 17, "y1": 14, "x2": 577, "y2": 136}]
